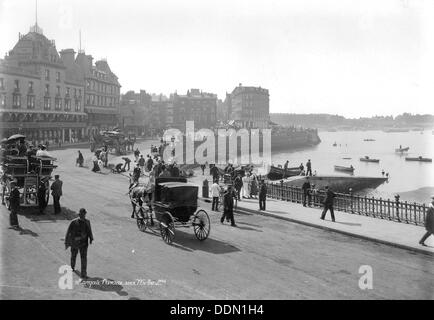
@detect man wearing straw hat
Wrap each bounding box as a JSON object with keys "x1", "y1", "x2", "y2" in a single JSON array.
[{"x1": 419, "y1": 195, "x2": 434, "y2": 246}]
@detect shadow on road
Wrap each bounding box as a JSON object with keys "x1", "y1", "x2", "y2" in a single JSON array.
[
  {"x1": 171, "y1": 230, "x2": 241, "y2": 254},
  {"x1": 236, "y1": 221, "x2": 263, "y2": 228},
  {"x1": 80, "y1": 276, "x2": 129, "y2": 297},
  {"x1": 18, "y1": 227, "x2": 39, "y2": 237},
  {"x1": 334, "y1": 221, "x2": 362, "y2": 227},
  {"x1": 19, "y1": 206, "x2": 78, "y2": 222},
  {"x1": 233, "y1": 223, "x2": 263, "y2": 233}
]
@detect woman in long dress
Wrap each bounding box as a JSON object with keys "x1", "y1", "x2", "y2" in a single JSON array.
[
  {"x1": 92, "y1": 154, "x2": 100, "y2": 172},
  {"x1": 250, "y1": 174, "x2": 258, "y2": 198},
  {"x1": 242, "y1": 174, "x2": 249, "y2": 198}
]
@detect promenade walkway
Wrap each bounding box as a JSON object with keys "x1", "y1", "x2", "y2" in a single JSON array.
[
  {"x1": 189, "y1": 171, "x2": 434, "y2": 255},
  {"x1": 233, "y1": 196, "x2": 434, "y2": 255}
]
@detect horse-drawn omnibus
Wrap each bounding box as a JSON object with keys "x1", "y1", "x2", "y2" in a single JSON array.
[{"x1": 1, "y1": 135, "x2": 57, "y2": 209}]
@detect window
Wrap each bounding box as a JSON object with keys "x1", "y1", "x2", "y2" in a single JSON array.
[
  {"x1": 0, "y1": 78, "x2": 4, "y2": 90},
  {"x1": 28, "y1": 81, "x2": 33, "y2": 93},
  {"x1": 0, "y1": 94, "x2": 5, "y2": 108},
  {"x1": 86, "y1": 94, "x2": 90, "y2": 105},
  {"x1": 27, "y1": 95, "x2": 35, "y2": 109},
  {"x1": 45, "y1": 84, "x2": 50, "y2": 95},
  {"x1": 86, "y1": 80, "x2": 90, "y2": 89},
  {"x1": 75, "y1": 99, "x2": 81, "y2": 111},
  {"x1": 66, "y1": 87, "x2": 70, "y2": 96},
  {"x1": 56, "y1": 72, "x2": 60, "y2": 82},
  {"x1": 55, "y1": 98, "x2": 62, "y2": 110},
  {"x1": 14, "y1": 80, "x2": 19, "y2": 91},
  {"x1": 44, "y1": 97, "x2": 51, "y2": 110},
  {"x1": 78, "y1": 89, "x2": 82, "y2": 97},
  {"x1": 74, "y1": 88, "x2": 77, "y2": 97},
  {"x1": 45, "y1": 69, "x2": 50, "y2": 80},
  {"x1": 56, "y1": 86, "x2": 60, "y2": 96},
  {"x1": 64, "y1": 99, "x2": 70, "y2": 111},
  {"x1": 12, "y1": 94, "x2": 21, "y2": 108}
]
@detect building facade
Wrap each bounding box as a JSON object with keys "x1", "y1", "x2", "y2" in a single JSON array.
[
  {"x1": 76, "y1": 53, "x2": 121, "y2": 137},
  {"x1": 120, "y1": 90, "x2": 151, "y2": 136},
  {"x1": 149, "y1": 94, "x2": 170, "y2": 136},
  {"x1": 0, "y1": 25, "x2": 87, "y2": 144},
  {"x1": 228, "y1": 84, "x2": 269, "y2": 129},
  {"x1": 171, "y1": 89, "x2": 217, "y2": 130}
]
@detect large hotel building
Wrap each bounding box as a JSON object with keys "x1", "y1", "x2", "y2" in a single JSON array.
[
  {"x1": 0, "y1": 24, "x2": 121, "y2": 144},
  {"x1": 226, "y1": 84, "x2": 270, "y2": 129}
]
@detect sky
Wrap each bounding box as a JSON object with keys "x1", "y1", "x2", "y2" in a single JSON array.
[{"x1": 1, "y1": 0, "x2": 433, "y2": 118}]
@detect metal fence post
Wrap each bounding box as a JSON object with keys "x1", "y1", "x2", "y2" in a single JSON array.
[{"x1": 395, "y1": 194, "x2": 401, "y2": 222}]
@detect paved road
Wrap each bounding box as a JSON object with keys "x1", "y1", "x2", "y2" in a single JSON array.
[{"x1": 1, "y1": 142, "x2": 433, "y2": 299}]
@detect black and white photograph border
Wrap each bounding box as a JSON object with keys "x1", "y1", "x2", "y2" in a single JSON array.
[{"x1": 0, "y1": 0, "x2": 433, "y2": 304}]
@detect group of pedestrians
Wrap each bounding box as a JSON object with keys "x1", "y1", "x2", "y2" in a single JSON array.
[
  {"x1": 91, "y1": 146, "x2": 108, "y2": 173},
  {"x1": 210, "y1": 175, "x2": 269, "y2": 228},
  {"x1": 282, "y1": 159, "x2": 313, "y2": 176},
  {"x1": 8, "y1": 174, "x2": 63, "y2": 229}
]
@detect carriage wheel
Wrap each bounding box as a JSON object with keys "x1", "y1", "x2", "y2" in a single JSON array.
[
  {"x1": 193, "y1": 209, "x2": 210, "y2": 241},
  {"x1": 159, "y1": 215, "x2": 175, "y2": 244},
  {"x1": 136, "y1": 207, "x2": 151, "y2": 232}
]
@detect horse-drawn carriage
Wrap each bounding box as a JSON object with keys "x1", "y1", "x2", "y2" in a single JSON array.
[
  {"x1": 129, "y1": 177, "x2": 211, "y2": 244},
  {"x1": 90, "y1": 130, "x2": 127, "y2": 155},
  {"x1": 1, "y1": 144, "x2": 57, "y2": 209}
]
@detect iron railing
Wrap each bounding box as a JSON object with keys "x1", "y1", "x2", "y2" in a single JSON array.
[{"x1": 265, "y1": 182, "x2": 428, "y2": 226}]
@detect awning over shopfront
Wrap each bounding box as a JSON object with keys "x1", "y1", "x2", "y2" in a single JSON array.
[{"x1": 85, "y1": 106, "x2": 119, "y2": 115}]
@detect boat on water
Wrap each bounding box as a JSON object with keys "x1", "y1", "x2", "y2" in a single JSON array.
[
  {"x1": 334, "y1": 165, "x2": 355, "y2": 173},
  {"x1": 395, "y1": 147, "x2": 409, "y2": 153},
  {"x1": 360, "y1": 156, "x2": 380, "y2": 163},
  {"x1": 277, "y1": 175, "x2": 388, "y2": 193},
  {"x1": 332, "y1": 142, "x2": 337, "y2": 147},
  {"x1": 342, "y1": 157, "x2": 352, "y2": 160},
  {"x1": 405, "y1": 156, "x2": 432, "y2": 163},
  {"x1": 267, "y1": 165, "x2": 302, "y2": 180},
  {"x1": 363, "y1": 139, "x2": 375, "y2": 142},
  {"x1": 383, "y1": 128, "x2": 410, "y2": 133}
]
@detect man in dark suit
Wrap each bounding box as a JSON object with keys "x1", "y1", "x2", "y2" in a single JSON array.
[
  {"x1": 50, "y1": 175, "x2": 63, "y2": 214},
  {"x1": 221, "y1": 185, "x2": 236, "y2": 227},
  {"x1": 259, "y1": 180, "x2": 267, "y2": 211},
  {"x1": 9, "y1": 181, "x2": 20, "y2": 229},
  {"x1": 65, "y1": 208, "x2": 94, "y2": 279},
  {"x1": 320, "y1": 186, "x2": 336, "y2": 222},
  {"x1": 233, "y1": 174, "x2": 243, "y2": 201},
  {"x1": 301, "y1": 177, "x2": 311, "y2": 207},
  {"x1": 419, "y1": 195, "x2": 434, "y2": 246},
  {"x1": 37, "y1": 179, "x2": 47, "y2": 214}
]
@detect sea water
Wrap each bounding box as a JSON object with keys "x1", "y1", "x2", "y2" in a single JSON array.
[{"x1": 271, "y1": 130, "x2": 434, "y2": 203}]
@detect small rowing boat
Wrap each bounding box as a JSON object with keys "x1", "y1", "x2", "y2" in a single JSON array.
[
  {"x1": 363, "y1": 139, "x2": 375, "y2": 142},
  {"x1": 334, "y1": 165, "x2": 355, "y2": 173},
  {"x1": 342, "y1": 157, "x2": 352, "y2": 160},
  {"x1": 267, "y1": 165, "x2": 302, "y2": 180},
  {"x1": 360, "y1": 156, "x2": 380, "y2": 163},
  {"x1": 395, "y1": 147, "x2": 409, "y2": 153},
  {"x1": 405, "y1": 157, "x2": 432, "y2": 163}
]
